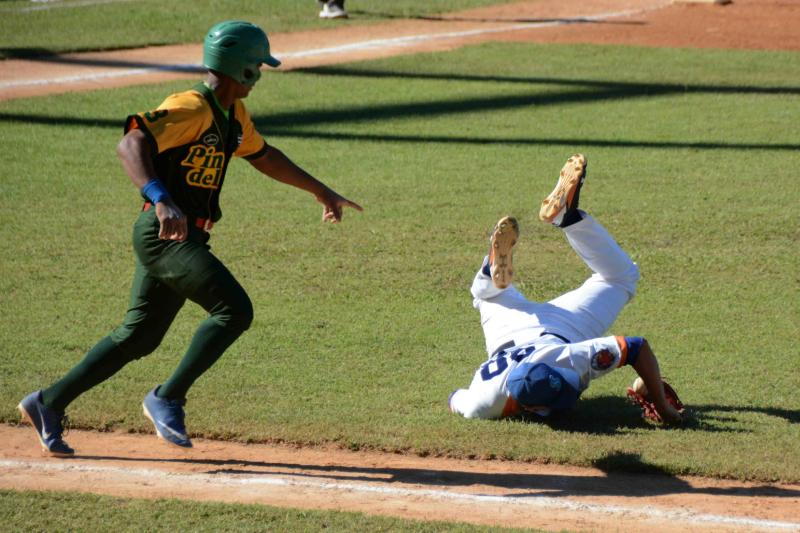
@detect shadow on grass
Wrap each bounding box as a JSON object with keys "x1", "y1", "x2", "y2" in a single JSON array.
[
  {"x1": 0, "y1": 47, "x2": 204, "y2": 72},
  {"x1": 690, "y1": 403, "x2": 800, "y2": 424},
  {"x1": 1, "y1": 115, "x2": 797, "y2": 153},
  {"x1": 294, "y1": 65, "x2": 800, "y2": 96},
  {"x1": 3, "y1": 69, "x2": 798, "y2": 151},
  {"x1": 71, "y1": 447, "x2": 800, "y2": 499},
  {"x1": 1, "y1": 47, "x2": 61, "y2": 59},
  {"x1": 521, "y1": 396, "x2": 800, "y2": 435},
  {"x1": 346, "y1": 10, "x2": 647, "y2": 26},
  {"x1": 266, "y1": 130, "x2": 800, "y2": 151},
  {"x1": 5, "y1": 52, "x2": 796, "y2": 97}
]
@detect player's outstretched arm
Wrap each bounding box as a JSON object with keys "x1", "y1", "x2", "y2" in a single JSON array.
[
  {"x1": 117, "y1": 129, "x2": 187, "y2": 241},
  {"x1": 249, "y1": 148, "x2": 363, "y2": 223},
  {"x1": 631, "y1": 340, "x2": 683, "y2": 424}
]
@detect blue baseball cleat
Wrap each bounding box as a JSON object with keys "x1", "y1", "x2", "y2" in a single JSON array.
[
  {"x1": 17, "y1": 390, "x2": 74, "y2": 457},
  {"x1": 142, "y1": 386, "x2": 193, "y2": 448}
]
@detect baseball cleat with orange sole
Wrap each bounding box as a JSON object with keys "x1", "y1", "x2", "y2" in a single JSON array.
[
  {"x1": 539, "y1": 154, "x2": 587, "y2": 224},
  {"x1": 489, "y1": 216, "x2": 519, "y2": 289}
]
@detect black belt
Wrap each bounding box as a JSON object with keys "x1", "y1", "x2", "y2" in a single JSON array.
[
  {"x1": 491, "y1": 331, "x2": 571, "y2": 356},
  {"x1": 539, "y1": 331, "x2": 571, "y2": 344}
]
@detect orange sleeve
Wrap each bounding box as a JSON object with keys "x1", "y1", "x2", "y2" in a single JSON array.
[{"x1": 234, "y1": 101, "x2": 268, "y2": 158}]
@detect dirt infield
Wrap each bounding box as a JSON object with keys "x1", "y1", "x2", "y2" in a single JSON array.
[
  {"x1": 2, "y1": 0, "x2": 799, "y2": 101},
  {"x1": 3, "y1": 0, "x2": 800, "y2": 530},
  {"x1": 3, "y1": 425, "x2": 800, "y2": 532}
]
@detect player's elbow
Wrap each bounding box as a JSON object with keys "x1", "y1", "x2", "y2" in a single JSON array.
[
  {"x1": 623, "y1": 263, "x2": 641, "y2": 299},
  {"x1": 117, "y1": 130, "x2": 150, "y2": 162},
  {"x1": 457, "y1": 404, "x2": 492, "y2": 420},
  {"x1": 116, "y1": 135, "x2": 130, "y2": 161},
  {"x1": 450, "y1": 390, "x2": 479, "y2": 419}
]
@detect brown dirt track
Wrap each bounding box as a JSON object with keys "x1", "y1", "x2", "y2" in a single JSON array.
[{"x1": 3, "y1": 1, "x2": 800, "y2": 531}]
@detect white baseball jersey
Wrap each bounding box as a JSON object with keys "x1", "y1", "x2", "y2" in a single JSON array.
[{"x1": 449, "y1": 336, "x2": 633, "y2": 419}]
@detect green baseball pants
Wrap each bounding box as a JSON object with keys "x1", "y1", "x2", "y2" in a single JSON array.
[{"x1": 42, "y1": 206, "x2": 253, "y2": 410}]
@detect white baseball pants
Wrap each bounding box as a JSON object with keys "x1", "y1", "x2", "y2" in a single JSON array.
[{"x1": 471, "y1": 214, "x2": 640, "y2": 356}]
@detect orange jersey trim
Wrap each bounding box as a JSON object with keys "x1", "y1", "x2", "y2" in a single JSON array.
[{"x1": 615, "y1": 336, "x2": 628, "y2": 368}]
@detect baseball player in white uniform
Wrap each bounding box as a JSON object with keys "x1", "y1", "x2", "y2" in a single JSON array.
[{"x1": 449, "y1": 154, "x2": 683, "y2": 424}]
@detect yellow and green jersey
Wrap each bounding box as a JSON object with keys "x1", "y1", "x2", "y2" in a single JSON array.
[{"x1": 125, "y1": 83, "x2": 268, "y2": 222}]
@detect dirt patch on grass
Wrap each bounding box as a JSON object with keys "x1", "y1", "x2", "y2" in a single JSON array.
[{"x1": 3, "y1": 0, "x2": 800, "y2": 530}]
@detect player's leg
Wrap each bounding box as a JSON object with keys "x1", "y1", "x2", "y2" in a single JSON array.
[
  {"x1": 158, "y1": 254, "x2": 253, "y2": 401},
  {"x1": 140, "y1": 238, "x2": 253, "y2": 448},
  {"x1": 19, "y1": 262, "x2": 184, "y2": 456},
  {"x1": 548, "y1": 216, "x2": 640, "y2": 339},
  {"x1": 127, "y1": 210, "x2": 252, "y2": 447},
  {"x1": 471, "y1": 217, "x2": 550, "y2": 355},
  {"x1": 40, "y1": 262, "x2": 185, "y2": 413},
  {"x1": 470, "y1": 215, "x2": 518, "y2": 299},
  {"x1": 539, "y1": 154, "x2": 640, "y2": 340}
]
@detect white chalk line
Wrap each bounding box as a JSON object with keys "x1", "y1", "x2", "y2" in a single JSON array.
[
  {"x1": 0, "y1": 66, "x2": 204, "y2": 88},
  {"x1": 0, "y1": 0, "x2": 134, "y2": 14},
  {"x1": 0, "y1": 3, "x2": 671, "y2": 90},
  {"x1": 1, "y1": 459, "x2": 798, "y2": 531}
]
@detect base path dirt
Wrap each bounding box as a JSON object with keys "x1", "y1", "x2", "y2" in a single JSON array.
[
  {"x1": 3, "y1": 1, "x2": 800, "y2": 530},
  {"x1": 1, "y1": 0, "x2": 798, "y2": 101},
  {"x1": 2, "y1": 425, "x2": 799, "y2": 532}
]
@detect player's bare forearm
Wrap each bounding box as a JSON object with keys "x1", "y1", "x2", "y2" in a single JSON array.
[
  {"x1": 250, "y1": 147, "x2": 328, "y2": 195},
  {"x1": 631, "y1": 341, "x2": 682, "y2": 423},
  {"x1": 249, "y1": 148, "x2": 363, "y2": 222},
  {"x1": 118, "y1": 129, "x2": 187, "y2": 241}
]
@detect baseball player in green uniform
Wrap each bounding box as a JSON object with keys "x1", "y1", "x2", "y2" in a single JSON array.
[{"x1": 18, "y1": 20, "x2": 362, "y2": 455}]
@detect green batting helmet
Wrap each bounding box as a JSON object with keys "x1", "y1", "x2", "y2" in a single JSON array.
[{"x1": 203, "y1": 20, "x2": 281, "y2": 86}]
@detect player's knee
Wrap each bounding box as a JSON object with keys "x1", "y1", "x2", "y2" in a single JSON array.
[
  {"x1": 231, "y1": 304, "x2": 254, "y2": 333},
  {"x1": 110, "y1": 325, "x2": 164, "y2": 359},
  {"x1": 623, "y1": 263, "x2": 641, "y2": 297},
  {"x1": 216, "y1": 296, "x2": 254, "y2": 333}
]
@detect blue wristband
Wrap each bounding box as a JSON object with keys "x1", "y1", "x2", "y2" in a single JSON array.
[{"x1": 142, "y1": 179, "x2": 170, "y2": 204}]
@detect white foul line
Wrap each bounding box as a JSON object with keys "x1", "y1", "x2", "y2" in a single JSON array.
[
  {"x1": 0, "y1": 3, "x2": 671, "y2": 90},
  {"x1": 0, "y1": 66, "x2": 204, "y2": 88},
  {"x1": 0, "y1": 0, "x2": 134, "y2": 14},
  {"x1": 1, "y1": 459, "x2": 798, "y2": 531}
]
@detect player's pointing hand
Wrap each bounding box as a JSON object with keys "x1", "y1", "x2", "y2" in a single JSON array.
[{"x1": 318, "y1": 188, "x2": 363, "y2": 223}]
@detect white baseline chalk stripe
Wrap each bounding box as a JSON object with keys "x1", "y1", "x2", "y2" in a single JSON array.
[
  {"x1": 0, "y1": 65, "x2": 204, "y2": 89},
  {"x1": 0, "y1": 0, "x2": 134, "y2": 13},
  {"x1": 0, "y1": 3, "x2": 670, "y2": 90},
  {"x1": 1, "y1": 459, "x2": 798, "y2": 531},
  {"x1": 279, "y1": 4, "x2": 669, "y2": 60}
]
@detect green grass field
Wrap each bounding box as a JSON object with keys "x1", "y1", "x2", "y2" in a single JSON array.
[
  {"x1": 1, "y1": 32, "x2": 799, "y2": 530},
  {"x1": 0, "y1": 489, "x2": 533, "y2": 533},
  {"x1": 2, "y1": 41, "x2": 797, "y2": 482},
  {"x1": 0, "y1": 0, "x2": 512, "y2": 58}
]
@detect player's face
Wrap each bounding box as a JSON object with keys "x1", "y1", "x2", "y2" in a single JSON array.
[
  {"x1": 237, "y1": 63, "x2": 263, "y2": 98},
  {"x1": 237, "y1": 82, "x2": 254, "y2": 98}
]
